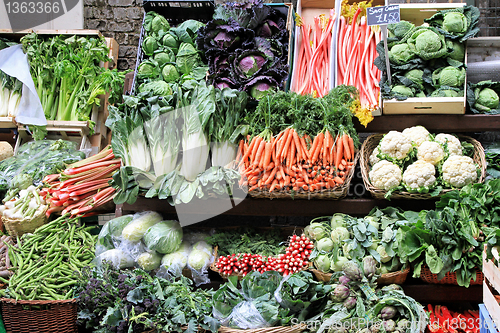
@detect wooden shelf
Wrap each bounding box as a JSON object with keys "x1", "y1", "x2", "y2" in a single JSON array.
[
  {"x1": 355, "y1": 114, "x2": 500, "y2": 133},
  {"x1": 117, "y1": 197, "x2": 437, "y2": 217}
]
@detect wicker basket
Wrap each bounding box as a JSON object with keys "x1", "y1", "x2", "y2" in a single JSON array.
[
  {"x1": 419, "y1": 265, "x2": 483, "y2": 285},
  {"x1": 360, "y1": 134, "x2": 486, "y2": 200},
  {"x1": 2, "y1": 206, "x2": 48, "y2": 238},
  {"x1": 218, "y1": 324, "x2": 307, "y2": 333},
  {"x1": 247, "y1": 153, "x2": 359, "y2": 200},
  {"x1": 0, "y1": 298, "x2": 77, "y2": 333},
  {"x1": 310, "y1": 267, "x2": 410, "y2": 285}
]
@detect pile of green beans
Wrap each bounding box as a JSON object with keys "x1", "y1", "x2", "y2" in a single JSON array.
[{"x1": 0, "y1": 214, "x2": 97, "y2": 301}]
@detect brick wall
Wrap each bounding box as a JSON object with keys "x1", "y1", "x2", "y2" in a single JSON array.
[{"x1": 83, "y1": 0, "x2": 144, "y2": 70}]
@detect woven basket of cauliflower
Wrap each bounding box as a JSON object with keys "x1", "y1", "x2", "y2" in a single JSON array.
[{"x1": 361, "y1": 125, "x2": 486, "y2": 200}]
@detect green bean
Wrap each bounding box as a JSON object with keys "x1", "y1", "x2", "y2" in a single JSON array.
[
  {"x1": 69, "y1": 224, "x2": 75, "y2": 243},
  {"x1": 40, "y1": 284, "x2": 62, "y2": 300}
]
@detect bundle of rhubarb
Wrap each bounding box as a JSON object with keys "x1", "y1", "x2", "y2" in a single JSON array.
[
  {"x1": 237, "y1": 87, "x2": 359, "y2": 195},
  {"x1": 427, "y1": 304, "x2": 479, "y2": 333},
  {"x1": 293, "y1": 11, "x2": 335, "y2": 97},
  {"x1": 338, "y1": 0, "x2": 381, "y2": 127},
  {"x1": 41, "y1": 146, "x2": 120, "y2": 217},
  {"x1": 214, "y1": 234, "x2": 313, "y2": 277}
]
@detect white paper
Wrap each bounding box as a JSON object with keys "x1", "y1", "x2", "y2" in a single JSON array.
[{"x1": 0, "y1": 45, "x2": 46, "y2": 125}]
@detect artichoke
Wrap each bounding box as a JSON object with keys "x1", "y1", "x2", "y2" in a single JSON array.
[
  {"x1": 343, "y1": 296, "x2": 357, "y2": 309},
  {"x1": 397, "y1": 319, "x2": 411, "y2": 331},
  {"x1": 339, "y1": 275, "x2": 351, "y2": 285},
  {"x1": 380, "y1": 306, "x2": 398, "y2": 320},
  {"x1": 342, "y1": 261, "x2": 363, "y2": 281},
  {"x1": 370, "y1": 322, "x2": 382, "y2": 333},
  {"x1": 362, "y1": 256, "x2": 379, "y2": 279},
  {"x1": 331, "y1": 284, "x2": 350, "y2": 302},
  {"x1": 384, "y1": 320, "x2": 396, "y2": 332}
]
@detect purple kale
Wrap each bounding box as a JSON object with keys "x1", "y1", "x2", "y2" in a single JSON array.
[{"x1": 243, "y1": 75, "x2": 278, "y2": 100}]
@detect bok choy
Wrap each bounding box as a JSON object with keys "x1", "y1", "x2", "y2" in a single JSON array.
[{"x1": 179, "y1": 105, "x2": 209, "y2": 181}]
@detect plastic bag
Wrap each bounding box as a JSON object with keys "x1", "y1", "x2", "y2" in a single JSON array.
[
  {"x1": 223, "y1": 301, "x2": 271, "y2": 330},
  {"x1": 0, "y1": 45, "x2": 46, "y2": 126},
  {"x1": 0, "y1": 140, "x2": 84, "y2": 193},
  {"x1": 187, "y1": 240, "x2": 214, "y2": 286},
  {"x1": 115, "y1": 238, "x2": 147, "y2": 262},
  {"x1": 94, "y1": 249, "x2": 135, "y2": 269},
  {"x1": 96, "y1": 215, "x2": 134, "y2": 256},
  {"x1": 157, "y1": 241, "x2": 191, "y2": 278},
  {"x1": 137, "y1": 251, "x2": 162, "y2": 271},
  {"x1": 121, "y1": 211, "x2": 163, "y2": 242},
  {"x1": 143, "y1": 220, "x2": 183, "y2": 254}
]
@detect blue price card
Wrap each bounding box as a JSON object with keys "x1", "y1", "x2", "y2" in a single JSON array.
[{"x1": 366, "y1": 5, "x2": 400, "y2": 26}]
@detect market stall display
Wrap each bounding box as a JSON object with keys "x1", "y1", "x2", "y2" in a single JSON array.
[{"x1": 0, "y1": 38, "x2": 22, "y2": 120}]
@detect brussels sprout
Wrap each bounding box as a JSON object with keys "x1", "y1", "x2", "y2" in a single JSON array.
[{"x1": 162, "y1": 64, "x2": 180, "y2": 83}]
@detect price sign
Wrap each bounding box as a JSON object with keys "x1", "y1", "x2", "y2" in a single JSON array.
[{"x1": 367, "y1": 5, "x2": 400, "y2": 26}]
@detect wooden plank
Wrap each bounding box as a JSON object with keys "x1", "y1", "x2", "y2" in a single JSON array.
[
  {"x1": 484, "y1": 250, "x2": 500, "y2": 293},
  {"x1": 403, "y1": 284, "x2": 483, "y2": 303},
  {"x1": 383, "y1": 97, "x2": 466, "y2": 115},
  {"x1": 104, "y1": 37, "x2": 119, "y2": 70},
  {"x1": 0, "y1": 117, "x2": 17, "y2": 129},
  {"x1": 484, "y1": 280, "x2": 500, "y2": 329},
  {"x1": 354, "y1": 114, "x2": 500, "y2": 133},
  {"x1": 120, "y1": 197, "x2": 437, "y2": 217}
]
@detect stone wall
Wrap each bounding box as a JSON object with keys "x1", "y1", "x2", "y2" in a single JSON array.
[{"x1": 83, "y1": 0, "x2": 144, "y2": 70}]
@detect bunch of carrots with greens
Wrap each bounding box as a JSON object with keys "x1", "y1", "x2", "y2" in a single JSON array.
[
  {"x1": 237, "y1": 86, "x2": 359, "y2": 193},
  {"x1": 337, "y1": 0, "x2": 381, "y2": 127},
  {"x1": 293, "y1": 11, "x2": 335, "y2": 98},
  {"x1": 41, "y1": 146, "x2": 120, "y2": 217}
]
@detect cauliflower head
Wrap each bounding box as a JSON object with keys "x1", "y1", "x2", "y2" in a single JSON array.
[
  {"x1": 378, "y1": 131, "x2": 413, "y2": 161},
  {"x1": 370, "y1": 160, "x2": 402, "y2": 191},
  {"x1": 435, "y1": 133, "x2": 462, "y2": 156},
  {"x1": 369, "y1": 149, "x2": 381, "y2": 166},
  {"x1": 442, "y1": 155, "x2": 478, "y2": 188},
  {"x1": 417, "y1": 141, "x2": 445, "y2": 165},
  {"x1": 402, "y1": 126, "x2": 431, "y2": 147},
  {"x1": 402, "y1": 160, "x2": 436, "y2": 193}
]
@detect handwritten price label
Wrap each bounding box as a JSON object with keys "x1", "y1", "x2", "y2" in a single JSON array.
[{"x1": 367, "y1": 5, "x2": 400, "y2": 26}]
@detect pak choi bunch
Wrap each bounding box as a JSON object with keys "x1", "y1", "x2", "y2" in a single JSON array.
[{"x1": 179, "y1": 105, "x2": 209, "y2": 181}]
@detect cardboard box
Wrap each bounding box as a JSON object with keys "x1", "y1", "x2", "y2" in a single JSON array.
[{"x1": 382, "y1": 3, "x2": 467, "y2": 115}]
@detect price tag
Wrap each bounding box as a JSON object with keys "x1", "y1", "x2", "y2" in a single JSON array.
[{"x1": 367, "y1": 5, "x2": 400, "y2": 26}]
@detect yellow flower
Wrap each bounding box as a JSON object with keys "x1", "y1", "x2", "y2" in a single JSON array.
[{"x1": 350, "y1": 100, "x2": 374, "y2": 127}]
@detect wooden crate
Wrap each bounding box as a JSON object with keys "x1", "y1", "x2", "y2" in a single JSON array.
[
  {"x1": 0, "y1": 117, "x2": 16, "y2": 129},
  {"x1": 483, "y1": 246, "x2": 500, "y2": 330},
  {"x1": 0, "y1": 29, "x2": 117, "y2": 154},
  {"x1": 14, "y1": 121, "x2": 91, "y2": 155},
  {"x1": 381, "y1": 3, "x2": 467, "y2": 115}
]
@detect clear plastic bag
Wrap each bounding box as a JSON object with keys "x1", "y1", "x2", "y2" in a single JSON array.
[
  {"x1": 157, "y1": 242, "x2": 191, "y2": 279},
  {"x1": 115, "y1": 238, "x2": 147, "y2": 262},
  {"x1": 143, "y1": 220, "x2": 183, "y2": 254},
  {"x1": 221, "y1": 301, "x2": 271, "y2": 329},
  {"x1": 94, "y1": 249, "x2": 135, "y2": 269},
  {"x1": 121, "y1": 211, "x2": 163, "y2": 243},
  {"x1": 187, "y1": 241, "x2": 214, "y2": 286},
  {"x1": 0, "y1": 140, "x2": 85, "y2": 193},
  {"x1": 95, "y1": 215, "x2": 134, "y2": 256}
]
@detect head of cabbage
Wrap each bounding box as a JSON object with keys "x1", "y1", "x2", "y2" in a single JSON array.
[
  {"x1": 143, "y1": 220, "x2": 183, "y2": 254},
  {"x1": 176, "y1": 42, "x2": 200, "y2": 75},
  {"x1": 188, "y1": 249, "x2": 212, "y2": 270}
]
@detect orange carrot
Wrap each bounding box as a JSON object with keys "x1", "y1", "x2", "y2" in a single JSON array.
[
  {"x1": 269, "y1": 179, "x2": 279, "y2": 192},
  {"x1": 289, "y1": 139, "x2": 296, "y2": 168},
  {"x1": 292, "y1": 130, "x2": 303, "y2": 163},
  {"x1": 312, "y1": 132, "x2": 324, "y2": 164},
  {"x1": 334, "y1": 176, "x2": 344, "y2": 184},
  {"x1": 348, "y1": 136, "x2": 355, "y2": 160},
  {"x1": 309, "y1": 134, "x2": 320, "y2": 157},
  {"x1": 249, "y1": 136, "x2": 261, "y2": 163},
  {"x1": 335, "y1": 135, "x2": 343, "y2": 169},
  {"x1": 277, "y1": 128, "x2": 290, "y2": 159},
  {"x1": 323, "y1": 132, "x2": 328, "y2": 166},
  {"x1": 343, "y1": 134, "x2": 351, "y2": 161},
  {"x1": 236, "y1": 140, "x2": 244, "y2": 161},
  {"x1": 264, "y1": 167, "x2": 278, "y2": 185},
  {"x1": 253, "y1": 140, "x2": 266, "y2": 167},
  {"x1": 262, "y1": 142, "x2": 272, "y2": 170},
  {"x1": 299, "y1": 136, "x2": 310, "y2": 161},
  {"x1": 281, "y1": 128, "x2": 294, "y2": 161}
]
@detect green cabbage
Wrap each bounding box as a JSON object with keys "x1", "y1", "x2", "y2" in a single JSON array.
[
  {"x1": 475, "y1": 87, "x2": 499, "y2": 111},
  {"x1": 121, "y1": 211, "x2": 163, "y2": 242},
  {"x1": 143, "y1": 220, "x2": 183, "y2": 254},
  {"x1": 162, "y1": 34, "x2": 179, "y2": 52},
  {"x1": 406, "y1": 27, "x2": 448, "y2": 60},
  {"x1": 447, "y1": 40, "x2": 465, "y2": 62},
  {"x1": 188, "y1": 249, "x2": 211, "y2": 270},
  {"x1": 138, "y1": 80, "x2": 173, "y2": 96},
  {"x1": 388, "y1": 44, "x2": 414, "y2": 65},
  {"x1": 404, "y1": 69, "x2": 424, "y2": 89},
  {"x1": 176, "y1": 42, "x2": 200, "y2": 75},
  {"x1": 443, "y1": 12, "x2": 468, "y2": 34},
  {"x1": 142, "y1": 36, "x2": 159, "y2": 56},
  {"x1": 162, "y1": 64, "x2": 180, "y2": 83},
  {"x1": 137, "y1": 251, "x2": 162, "y2": 271},
  {"x1": 392, "y1": 85, "x2": 414, "y2": 97},
  {"x1": 388, "y1": 20, "x2": 415, "y2": 39},
  {"x1": 96, "y1": 249, "x2": 135, "y2": 269},
  {"x1": 154, "y1": 49, "x2": 175, "y2": 67},
  {"x1": 432, "y1": 66, "x2": 465, "y2": 88},
  {"x1": 161, "y1": 251, "x2": 189, "y2": 271},
  {"x1": 152, "y1": 15, "x2": 170, "y2": 34}
]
